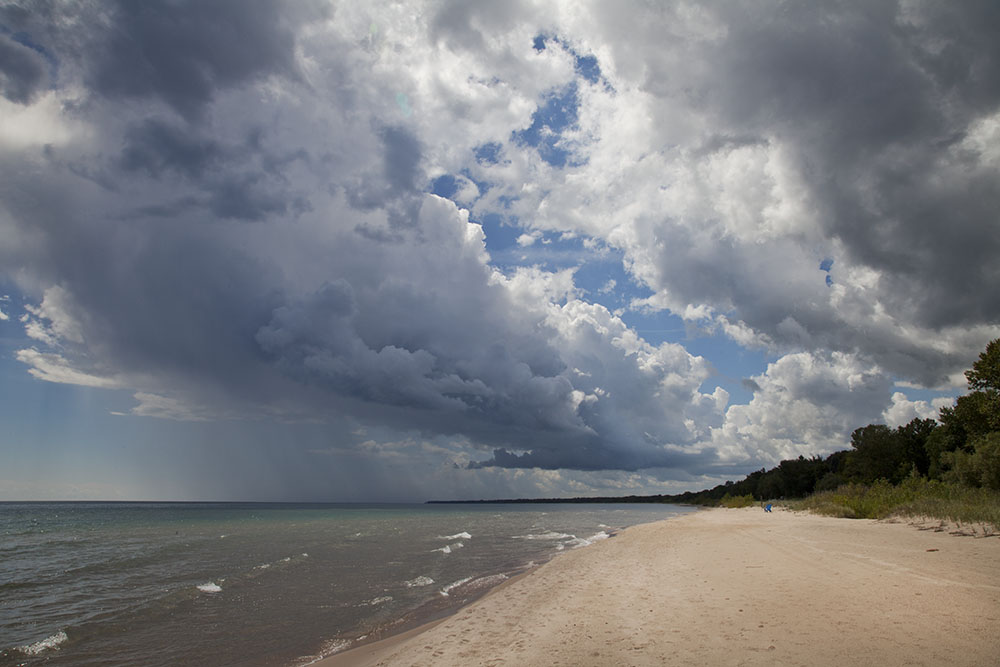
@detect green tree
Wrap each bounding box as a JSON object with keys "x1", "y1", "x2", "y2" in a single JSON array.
[
  {"x1": 935, "y1": 338, "x2": 1000, "y2": 482},
  {"x1": 896, "y1": 418, "x2": 936, "y2": 476},
  {"x1": 964, "y1": 338, "x2": 1000, "y2": 433},
  {"x1": 924, "y1": 424, "x2": 957, "y2": 480},
  {"x1": 846, "y1": 424, "x2": 904, "y2": 483},
  {"x1": 757, "y1": 470, "x2": 784, "y2": 500},
  {"x1": 965, "y1": 338, "x2": 1000, "y2": 393},
  {"x1": 777, "y1": 456, "x2": 826, "y2": 497}
]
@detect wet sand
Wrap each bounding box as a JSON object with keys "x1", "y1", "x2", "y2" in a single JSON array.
[{"x1": 316, "y1": 506, "x2": 1000, "y2": 666}]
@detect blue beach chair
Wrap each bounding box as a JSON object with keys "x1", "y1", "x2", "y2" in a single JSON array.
[{"x1": 764, "y1": 504, "x2": 772, "y2": 513}]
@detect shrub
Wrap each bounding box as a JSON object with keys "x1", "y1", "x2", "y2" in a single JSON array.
[
  {"x1": 943, "y1": 432, "x2": 1000, "y2": 490},
  {"x1": 786, "y1": 477, "x2": 1000, "y2": 530}
]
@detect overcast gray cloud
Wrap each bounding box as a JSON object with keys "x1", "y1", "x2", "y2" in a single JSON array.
[{"x1": 1, "y1": 0, "x2": 997, "y2": 500}]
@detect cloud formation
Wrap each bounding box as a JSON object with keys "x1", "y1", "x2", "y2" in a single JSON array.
[{"x1": 1, "y1": 1, "x2": 997, "y2": 498}]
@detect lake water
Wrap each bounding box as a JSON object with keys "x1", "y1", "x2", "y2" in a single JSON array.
[{"x1": 0, "y1": 501, "x2": 695, "y2": 666}]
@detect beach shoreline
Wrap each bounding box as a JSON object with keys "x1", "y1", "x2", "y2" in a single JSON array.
[{"x1": 314, "y1": 506, "x2": 1000, "y2": 666}]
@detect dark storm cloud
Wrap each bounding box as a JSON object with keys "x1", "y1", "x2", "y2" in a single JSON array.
[
  {"x1": 1, "y1": 0, "x2": 312, "y2": 117},
  {"x1": 116, "y1": 118, "x2": 312, "y2": 221},
  {"x1": 120, "y1": 119, "x2": 223, "y2": 178},
  {"x1": 724, "y1": 1, "x2": 1000, "y2": 326},
  {"x1": 381, "y1": 126, "x2": 423, "y2": 193},
  {"x1": 91, "y1": 0, "x2": 303, "y2": 119},
  {"x1": 621, "y1": 1, "x2": 1000, "y2": 385},
  {"x1": 0, "y1": 30, "x2": 48, "y2": 103},
  {"x1": 251, "y1": 239, "x2": 598, "y2": 452},
  {"x1": 345, "y1": 127, "x2": 425, "y2": 232},
  {"x1": 469, "y1": 441, "x2": 719, "y2": 473}
]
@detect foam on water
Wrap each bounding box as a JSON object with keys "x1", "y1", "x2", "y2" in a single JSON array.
[
  {"x1": 439, "y1": 531, "x2": 472, "y2": 540},
  {"x1": 465, "y1": 573, "x2": 508, "y2": 591},
  {"x1": 17, "y1": 630, "x2": 68, "y2": 656},
  {"x1": 358, "y1": 596, "x2": 392, "y2": 606},
  {"x1": 567, "y1": 530, "x2": 611, "y2": 548},
  {"x1": 512, "y1": 531, "x2": 573, "y2": 540},
  {"x1": 432, "y1": 541, "x2": 464, "y2": 554},
  {"x1": 197, "y1": 582, "x2": 222, "y2": 593},
  {"x1": 405, "y1": 575, "x2": 434, "y2": 587},
  {"x1": 440, "y1": 577, "x2": 473, "y2": 596}
]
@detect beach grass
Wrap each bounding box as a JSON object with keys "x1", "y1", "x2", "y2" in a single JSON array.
[
  {"x1": 784, "y1": 477, "x2": 1000, "y2": 533},
  {"x1": 717, "y1": 493, "x2": 757, "y2": 508}
]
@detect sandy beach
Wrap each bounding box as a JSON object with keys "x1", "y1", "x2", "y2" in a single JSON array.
[{"x1": 317, "y1": 507, "x2": 1000, "y2": 667}]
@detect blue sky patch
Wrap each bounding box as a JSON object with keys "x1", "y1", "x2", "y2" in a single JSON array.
[
  {"x1": 820, "y1": 257, "x2": 834, "y2": 286},
  {"x1": 430, "y1": 174, "x2": 459, "y2": 199},
  {"x1": 574, "y1": 53, "x2": 601, "y2": 84},
  {"x1": 473, "y1": 142, "x2": 503, "y2": 165},
  {"x1": 512, "y1": 83, "x2": 579, "y2": 167}
]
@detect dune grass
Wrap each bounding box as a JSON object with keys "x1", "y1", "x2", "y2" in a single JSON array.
[
  {"x1": 784, "y1": 477, "x2": 1000, "y2": 533},
  {"x1": 717, "y1": 493, "x2": 757, "y2": 508}
]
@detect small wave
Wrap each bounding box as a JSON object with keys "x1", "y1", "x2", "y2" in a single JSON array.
[
  {"x1": 465, "y1": 573, "x2": 508, "y2": 591},
  {"x1": 512, "y1": 532, "x2": 573, "y2": 540},
  {"x1": 359, "y1": 595, "x2": 392, "y2": 606},
  {"x1": 432, "y1": 541, "x2": 463, "y2": 554},
  {"x1": 440, "y1": 577, "x2": 473, "y2": 596},
  {"x1": 253, "y1": 553, "x2": 306, "y2": 572},
  {"x1": 318, "y1": 638, "x2": 352, "y2": 658},
  {"x1": 197, "y1": 582, "x2": 222, "y2": 593},
  {"x1": 405, "y1": 575, "x2": 434, "y2": 587},
  {"x1": 438, "y1": 531, "x2": 472, "y2": 540},
  {"x1": 567, "y1": 531, "x2": 611, "y2": 548},
  {"x1": 17, "y1": 631, "x2": 68, "y2": 656}
]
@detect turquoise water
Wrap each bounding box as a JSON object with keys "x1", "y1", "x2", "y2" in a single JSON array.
[{"x1": 0, "y1": 502, "x2": 695, "y2": 666}]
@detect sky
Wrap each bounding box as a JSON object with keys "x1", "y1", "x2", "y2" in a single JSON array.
[{"x1": 1, "y1": 0, "x2": 998, "y2": 502}]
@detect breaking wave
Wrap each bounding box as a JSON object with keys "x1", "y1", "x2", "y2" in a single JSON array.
[
  {"x1": 17, "y1": 631, "x2": 68, "y2": 656},
  {"x1": 440, "y1": 577, "x2": 473, "y2": 596},
  {"x1": 438, "y1": 532, "x2": 472, "y2": 540},
  {"x1": 432, "y1": 541, "x2": 464, "y2": 554},
  {"x1": 359, "y1": 596, "x2": 392, "y2": 606},
  {"x1": 405, "y1": 575, "x2": 434, "y2": 587}
]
